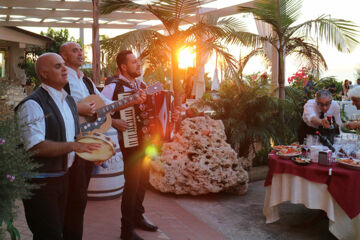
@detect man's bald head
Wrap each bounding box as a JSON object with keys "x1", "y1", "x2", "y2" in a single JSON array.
[
  {"x1": 59, "y1": 42, "x2": 83, "y2": 70},
  {"x1": 35, "y1": 53, "x2": 68, "y2": 90},
  {"x1": 36, "y1": 53, "x2": 58, "y2": 79}
]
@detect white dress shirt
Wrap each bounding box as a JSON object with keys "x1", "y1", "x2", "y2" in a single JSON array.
[
  {"x1": 303, "y1": 99, "x2": 342, "y2": 128},
  {"x1": 66, "y1": 66, "x2": 112, "y2": 105},
  {"x1": 17, "y1": 84, "x2": 76, "y2": 169}
]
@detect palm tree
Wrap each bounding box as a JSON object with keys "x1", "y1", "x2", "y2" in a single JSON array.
[
  {"x1": 100, "y1": 0, "x2": 260, "y2": 104},
  {"x1": 238, "y1": 48, "x2": 268, "y2": 80},
  {"x1": 238, "y1": 0, "x2": 360, "y2": 99},
  {"x1": 239, "y1": 39, "x2": 327, "y2": 81}
]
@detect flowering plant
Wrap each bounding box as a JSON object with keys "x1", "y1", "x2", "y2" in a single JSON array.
[
  {"x1": 288, "y1": 67, "x2": 312, "y2": 87},
  {"x1": 248, "y1": 72, "x2": 271, "y2": 86},
  {"x1": 0, "y1": 81, "x2": 38, "y2": 239}
]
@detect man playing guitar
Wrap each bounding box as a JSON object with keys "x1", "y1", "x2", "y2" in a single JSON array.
[
  {"x1": 59, "y1": 42, "x2": 145, "y2": 240},
  {"x1": 102, "y1": 50, "x2": 157, "y2": 240}
]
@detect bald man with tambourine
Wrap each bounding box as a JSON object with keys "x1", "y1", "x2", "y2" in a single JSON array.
[{"x1": 16, "y1": 53, "x2": 102, "y2": 240}]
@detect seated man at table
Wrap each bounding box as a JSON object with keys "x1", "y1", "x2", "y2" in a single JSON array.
[
  {"x1": 298, "y1": 89, "x2": 341, "y2": 143},
  {"x1": 344, "y1": 86, "x2": 360, "y2": 130}
]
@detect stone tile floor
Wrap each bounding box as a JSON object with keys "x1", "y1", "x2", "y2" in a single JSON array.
[{"x1": 4, "y1": 180, "x2": 337, "y2": 240}]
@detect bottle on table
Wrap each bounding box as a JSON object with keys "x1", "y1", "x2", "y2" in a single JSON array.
[{"x1": 315, "y1": 131, "x2": 335, "y2": 152}]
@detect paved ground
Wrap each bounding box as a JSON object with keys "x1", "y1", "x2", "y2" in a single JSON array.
[{"x1": 4, "y1": 180, "x2": 337, "y2": 240}]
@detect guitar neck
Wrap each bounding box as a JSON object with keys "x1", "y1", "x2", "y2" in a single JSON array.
[{"x1": 97, "y1": 92, "x2": 140, "y2": 115}]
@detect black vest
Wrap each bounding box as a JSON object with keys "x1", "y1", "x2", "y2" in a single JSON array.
[
  {"x1": 15, "y1": 87, "x2": 79, "y2": 173},
  {"x1": 63, "y1": 75, "x2": 95, "y2": 95}
]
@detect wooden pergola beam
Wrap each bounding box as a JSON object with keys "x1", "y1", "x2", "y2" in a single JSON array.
[
  {"x1": 92, "y1": 0, "x2": 100, "y2": 85},
  {"x1": 5, "y1": 7, "x2": 11, "y2": 22},
  {"x1": 0, "y1": 0, "x2": 94, "y2": 10},
  {"x1": 0, "y1": 8, "x2": 156, "y2": 21},
  {"x1": 0, "y1": 21, "x2": 137, "y2": 29},
  {"x1": 0, "y1": 0, "x2": 145, "y2": 12}
]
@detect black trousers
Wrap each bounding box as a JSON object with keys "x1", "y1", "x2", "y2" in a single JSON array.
[
  {"x1": 120, "y1": 146, "x2": 149, "y2": 233},
  {"x1": 23, "y1": 169, "x2": 70, "y2": 240},
  {"x1": 63, "y1": 158, "x2": 93, "y2": 240}
]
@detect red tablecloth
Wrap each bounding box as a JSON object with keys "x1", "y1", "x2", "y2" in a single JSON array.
[{"x1": 265, "y1": 151, "x2": 360, "y2": 219}]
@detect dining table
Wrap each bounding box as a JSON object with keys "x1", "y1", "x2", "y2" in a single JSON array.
[{"x1": 263, "y1": 151, "x2": 360, "y2": 240}]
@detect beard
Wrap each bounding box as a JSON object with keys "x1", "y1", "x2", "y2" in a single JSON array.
[{"x1": 128, "y1": 70, "x2": 141, "y2": 78}]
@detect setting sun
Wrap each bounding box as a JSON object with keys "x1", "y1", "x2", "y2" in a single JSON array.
[{"x1": 178, "y1": 47, "x2": 196, "y2": 69}]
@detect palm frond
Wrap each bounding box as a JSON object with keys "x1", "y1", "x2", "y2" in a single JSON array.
[
  {"x1": 286, "y1": 37, "x2": 327, "y2": 71},
  {"x1": 100, "y1": 0, "x2": 146, "y2": 14},
  {"x1": 238, "y1": 0, "x2": 302, "y2": 36},
  {"x1": 239, "y1": 48, "x2": 269, "y2": 75},
  {"x1": 198, "y1": 41, "x2": 239, "y2": 82},
  {"x1": 216, "y1": 17, "x2": 249, "y2": 33},
  {"x1": 226, "y1": 30, "x2": 265, "y2": 48},
  {"x1": 289, "y1": 15, "x2": 360, "y2": 52},
  {"x1": 183, "y1": 18, "x2": 234, "y2": 43},
  {"x1": 153, "y1": 0, "x2": 203, "y2": 15},
  {"x1": 278, "y1": 0, "x2": 302, "y2": 29},
  {"x1": 147, "y1": 0, "x2": 203, "y2": 33},
  {"x1": 100, "y1": 29, "x2": 165, "y2": 64}
]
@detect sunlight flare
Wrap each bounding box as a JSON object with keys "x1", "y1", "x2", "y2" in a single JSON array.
[{"x1": 178, "y1": 47, "x2": 196, "y2": 69}]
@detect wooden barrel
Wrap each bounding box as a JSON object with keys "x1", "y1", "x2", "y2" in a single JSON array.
[{"x1": 87, "y1": 127, "x2": 125, "y2": 200}]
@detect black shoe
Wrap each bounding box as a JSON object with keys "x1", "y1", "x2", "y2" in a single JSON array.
[
  {"x1": 135, "y1": 218, "x2": 158, "y2": 232},
  {"x1": 120, "y1": 230, "x2": 144, "y2": 240}
]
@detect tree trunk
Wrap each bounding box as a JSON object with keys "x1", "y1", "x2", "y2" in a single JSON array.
[
  {"x1": 278, "y1": 47, "x2": 285, "y2": 99},
  {"x1": 171, "y1": 49, "x2": 183, "y2": 107},
  {"x1": 92, "y1": 0, "x2": 100, "y2": 85}
]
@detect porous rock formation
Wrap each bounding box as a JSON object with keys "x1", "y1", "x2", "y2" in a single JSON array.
[{"x1": 149, "y1": 116, "x2": 249, "y2": 195}]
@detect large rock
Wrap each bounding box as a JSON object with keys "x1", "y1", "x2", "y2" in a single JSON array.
[{"x1": 149, "y1": 116, "x2": 249, "y2": 195}]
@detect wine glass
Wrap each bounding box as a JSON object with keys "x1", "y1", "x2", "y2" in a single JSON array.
[{"x1": 333, "y1": 136, "x2": 342, "y2": 155}]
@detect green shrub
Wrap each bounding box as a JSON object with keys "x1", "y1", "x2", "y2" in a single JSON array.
[
  {"x1": 0, "y1": 80, "x2": 38, "y2": 239},
  {"x1": 201, "y1": 78, "x2": 300, "y2": 160}
]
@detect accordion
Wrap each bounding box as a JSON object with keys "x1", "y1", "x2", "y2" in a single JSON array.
[
  {"x1": 118, "y1": 90, "x2": 175, "y2": 148},
  {"x1": 146, "y1": 90, "x2": 175, "y2": 142}
]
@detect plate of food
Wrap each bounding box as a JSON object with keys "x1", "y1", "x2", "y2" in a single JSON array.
[
  {"x1": 273, "y1": 145, "x2": 296, "y2": 151},
  {"x1": 276, "y1": 148, "x2": 302, "y2": 158},
  {"x1": 291, "y1": 156, "x2": 311, "y2": 166},
  {"x1": 336, "y1": 158, "x2": 360, "y2": 170}
]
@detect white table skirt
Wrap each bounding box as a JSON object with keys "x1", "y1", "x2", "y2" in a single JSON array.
[{"x1": 263, "y1": 174, "x2": 360, "y2": 240}]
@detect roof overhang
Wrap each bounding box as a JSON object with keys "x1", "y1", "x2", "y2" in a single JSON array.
[{"x1": 0, "y1": 26, "x2": 52, "y2": 47}]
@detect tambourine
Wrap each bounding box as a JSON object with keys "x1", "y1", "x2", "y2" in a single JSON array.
[{"x1": 75, "y1": 132, "x2": 116, "y2": 162}]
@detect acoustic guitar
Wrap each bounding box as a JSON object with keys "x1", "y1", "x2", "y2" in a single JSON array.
[{"x1": 79, "y1": 81, "x2": 163, "y2": 135}]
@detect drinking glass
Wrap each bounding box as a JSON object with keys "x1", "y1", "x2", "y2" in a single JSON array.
[
  {"x1": 350, "y1": 114, "x2": 358, "y2": 122},
  {"x1": 313, "y1": 135, "x2": 320, "y2": 146},
  {"x1": 333, "y1": 137, "x2": 342, "y2": 155}
]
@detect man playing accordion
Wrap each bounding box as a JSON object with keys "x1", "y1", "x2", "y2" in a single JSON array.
[{"x1": 102, "y1": 50, "x2": 157, "y2": 240}]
